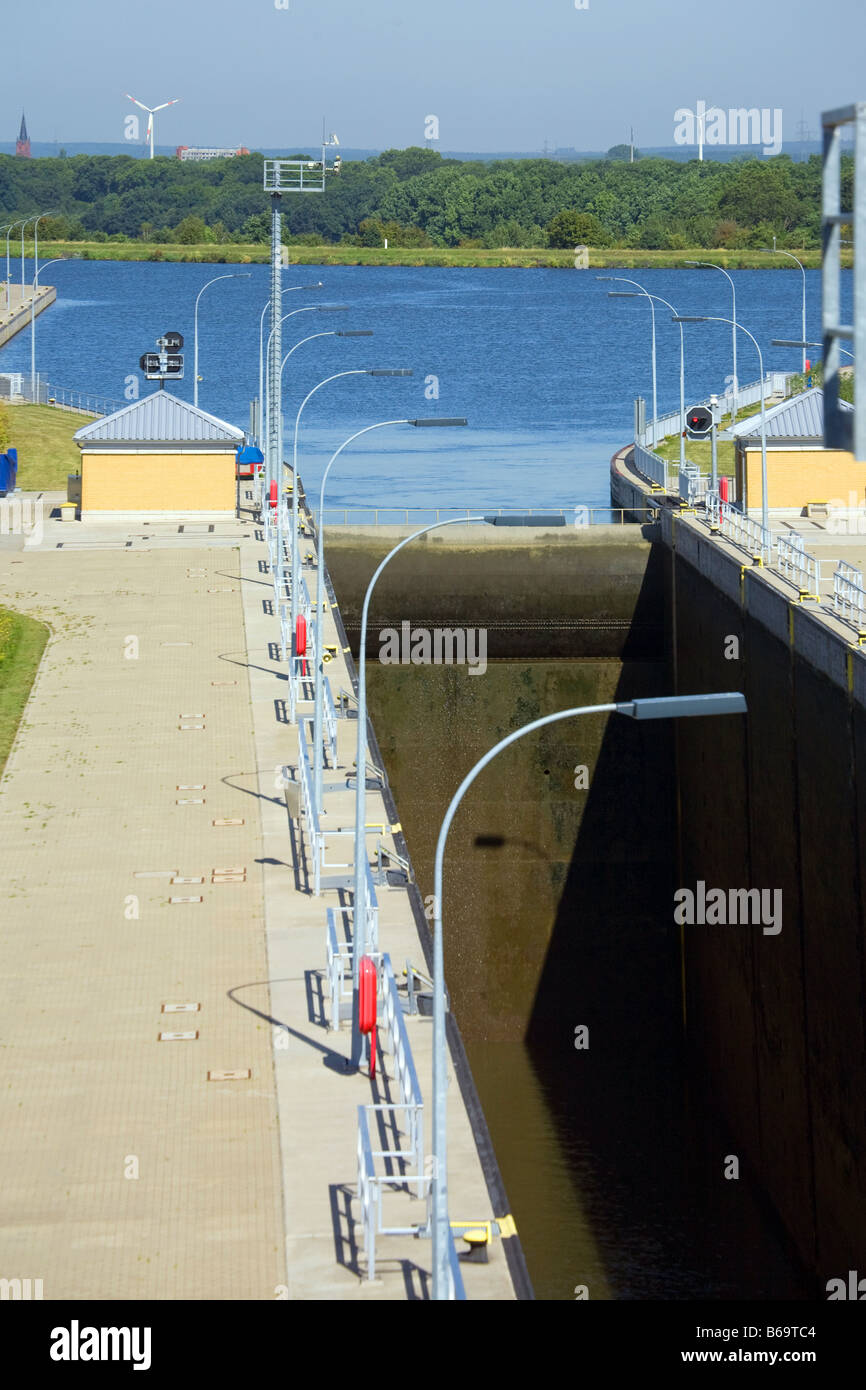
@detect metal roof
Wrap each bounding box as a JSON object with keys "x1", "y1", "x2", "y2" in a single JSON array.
[
  {"x1": 722, "y1": 387, "x2": 853, "y2": 442},
  {"x1": 74, "y1": 392, "x2": 244, "y2": 445}
]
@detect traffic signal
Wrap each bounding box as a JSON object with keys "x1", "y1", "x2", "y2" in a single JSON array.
[
  {"x1": 685, "y1": 404, "x2": 713, "y2": 438},
  {"x1": 163, "y1": 354, "x2": 184, "y2": 376},
  {"x1": 158, "y1": 331, "x2": 184, "y2": 351}
]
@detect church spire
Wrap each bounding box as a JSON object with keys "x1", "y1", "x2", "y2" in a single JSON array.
[{"x1": 16, "y1": 113, "x2": 31, "y2": 158}]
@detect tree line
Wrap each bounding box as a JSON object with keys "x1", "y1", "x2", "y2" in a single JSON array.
[{"x1": 0, "y1": 146, "x2": 846, "y2": 250}]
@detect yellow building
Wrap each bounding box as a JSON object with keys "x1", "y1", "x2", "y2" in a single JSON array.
[
  {"x1": 73, "y1": 391, "x2": 244, "y2": 522},
  {"x1": 730, "y1": 387, "x2": 861, "y2": 515}
]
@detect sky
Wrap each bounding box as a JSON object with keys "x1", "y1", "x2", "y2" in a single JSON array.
[{"x1": 3, "y1": 0, "x2": 865, "y2": 154}]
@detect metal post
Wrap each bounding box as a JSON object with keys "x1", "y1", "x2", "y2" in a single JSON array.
[
  {"x1": 351, "y1": 514, "x2": 485, "y2": 1070},
  {"x1": 710, "y1": 418, "x2": 718, "y2": 493},
  {"x1": 856, "y1": 106, "x2": 866, "y2": 462},
  {"x1": 429, "y1": 692, "x2": 747, "y2": 1299},
  {"x1": 822, "y1": 116, "x2": 843, "y2": 448},
  {"x1": 268, "y1": 194, "x2": 282, "y2": 502}
]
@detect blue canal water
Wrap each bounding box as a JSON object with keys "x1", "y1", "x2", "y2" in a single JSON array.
[{"x1": 0, "y1": 259, "x2": 849, "y2": 510}]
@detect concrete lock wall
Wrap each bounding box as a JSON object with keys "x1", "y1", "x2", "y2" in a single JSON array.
[
  {"x1": 669, "y1": 543, "x2": 866, "y2": 1282},
  {"x1": 325, "y1": 525, "x2": 676, "y2": 1042},
  {"x1": 326, "y1": 520, "x2": 866, "y2": 1283}
]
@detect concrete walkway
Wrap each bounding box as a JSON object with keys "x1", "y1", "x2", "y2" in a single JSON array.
[
  {"x1": 0, "y1": 499, "x2": 518, "y2": 1299},
  {"x1": 0, "y1": 535, "x2": 284, "y2": 1299}
]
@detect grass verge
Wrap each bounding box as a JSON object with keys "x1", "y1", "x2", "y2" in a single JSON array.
[
  {"x1": 3, "y1": 404, "x2": 95, "y2": 490},
  {"x1": 0, "y1": 607, "x2": 49, "y2": 775},
  {"x1": 17, "y1": 242, "x2": 848, "y2": 270}
]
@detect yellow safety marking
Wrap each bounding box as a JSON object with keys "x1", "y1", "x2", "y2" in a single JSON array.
[
  {"x1": 497, "y1": 1214, "x2": 518, "y2": 1239},
  {"x1": 390, "y1": 822, "x2": 402, "y2": 834},
  {"x1": 343, "y1": 645, "x2": 352, "y2": 652}
]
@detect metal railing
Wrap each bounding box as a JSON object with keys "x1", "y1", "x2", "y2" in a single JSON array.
[
  {"x1": 776, "y1": 532, "x2": 821, "y2": 600},
  {"x1": 641, "y1": 372, "x2": 793, "y2": 447},
  {"x1": 717, "y1": 499, "x2": 772, "y2": 564},
  {"x1": 632, "y1": 442, "x2": 670, "y2": 492},
  {"x1": 322, "y1": 675, "x2": 338, "y2": 767},
  {"x1": 368, "y1": 955, "x2": 425, "y2": 1189},
  {"x1": 0, "y1": 372, "x2": 125, "y2": 417},
  {"x1": 833, "y1": 561, "x2": 866, "y2": 634},
  {"x1": 296, "y1": 720, "x2": 352, "y2": 895},
  {"x1": 679, "y1": 462, "x2": 706, "y2": 506},
  {"x1": 326, "y1": 908, "x2": 382, "y2": 1031}
]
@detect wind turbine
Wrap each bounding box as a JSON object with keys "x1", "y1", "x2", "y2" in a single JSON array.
[{"x1": 125, "y1": 93, "x2": 181, "y2": 159}]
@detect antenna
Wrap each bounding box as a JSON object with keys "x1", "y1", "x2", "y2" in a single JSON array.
[{"x1": 125, "y1": 93, "x2": 181, "y2": 159}]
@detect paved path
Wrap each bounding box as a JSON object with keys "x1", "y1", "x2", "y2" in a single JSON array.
[
  {"x1": 0, "y1": 535, "x2": 284, "y2": 1299},
  {"x1": 0, "y1": 499, "x2": 518, "y2": 1299}
]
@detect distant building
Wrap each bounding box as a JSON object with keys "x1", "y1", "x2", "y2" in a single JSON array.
[
  {"x1": 16, "y1": 113, "x2": 31, "y2": 158},
  {"x1": 175, "y1": 146, "x2": 250, "y2": 161}
]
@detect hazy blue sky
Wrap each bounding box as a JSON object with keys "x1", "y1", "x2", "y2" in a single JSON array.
[{"x1": 4, "y1": 0, "x2": 865, "y2": 152}]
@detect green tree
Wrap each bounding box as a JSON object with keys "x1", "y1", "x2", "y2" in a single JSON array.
[
  {"x1": 547, "y1": 209, "x2": 607, "y2": 247},
  {"x1": 173, "y1": 215, "x2": 208, "y2": 244}
]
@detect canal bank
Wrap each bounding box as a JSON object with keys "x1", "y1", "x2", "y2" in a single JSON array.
[{"x1": 0, "y1": 282, "x2": 56, "y2": 350}]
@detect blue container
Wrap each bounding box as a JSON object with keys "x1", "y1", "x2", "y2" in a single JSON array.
[{"x1": 0, "y1": 447, "x2": 17, "y2": 495}]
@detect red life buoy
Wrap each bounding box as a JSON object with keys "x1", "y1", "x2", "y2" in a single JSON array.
[
  {"x1": 295, "y1": 614, "x2": 307, "y2": 656},
  {"x1": 359, "y1": 955, "x2": 377, "y2": 1076},
  {"x1": 359, "y1": 956, "x2": 377, "y2": 1033},
  {"x1": 269, "y1": 480, "x2": 278, "y2": 510},
  {"x1": 719, "y1": 477, "x2": 729, "y2": 503}
]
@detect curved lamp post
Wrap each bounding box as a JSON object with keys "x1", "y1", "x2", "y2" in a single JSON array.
[
  {"x1": 597, "y1": 275, "x2": 657, "y2": 437},
  {"x1": 30, "y1": 257, "x2": 74, "y2": 397},
  {"x1": 272, "y1": 330, "x2": 373, "y2": 601},
  {"x1": 673, "y1": 314, "x2": 768, "y2": 532},
  {"x1": 2, "y1": 220, "x2": 28, "y2": 311},
  {"x1": 685, "y1": 261, "x2": 738, "y2": 421},
  {"x1": 193, "y1": 272, "x2": 251, "y2": 408},
  {"x1": 349, "y1": 505, "x2": 566, "y2": 1069},
  {"x1": 609, "y1": 290, "x2": 686, "y2": 466},
  {"x1": 429, "y1": 689, "x2": 748, "y2": 1299},
  {"x1": 264, "y1": 305, "x2": 349, "y2": 493},
  {"x1": 258, "y1": 280, "x2": 323, "y2": 444},
  {"x1": 760, "y1": 243, "x2": 807, "y2": 375}
]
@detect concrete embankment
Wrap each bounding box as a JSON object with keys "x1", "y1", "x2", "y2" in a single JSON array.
[{"x1": 0, "y1": 283, "x2": 56, "y2": 350}]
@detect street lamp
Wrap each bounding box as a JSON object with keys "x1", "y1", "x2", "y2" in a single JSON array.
[
  {"x1": 30, "y1": 257, "x2": 74, "y2": 398},
  {"x1": 673, "y1": 314, "x2": 769, "y2": 532},
  {"x1": 2, "y1": 220, "x2": 27, "y2": 312},
  {"x1": 597, "y1": 275, "x2": 657, "y2": 436},
  {"x1": 349, "y1": 505, "x2": 565, "y2": 1069},
  {"x1": 760, "y1": 242, "x2": 808, "y2": 375},
  {"x1": 265, "y1": 305, "x2": 349, "y2": 494},
  {"x1": 429, "y1": 689, "x2": 748, "y2": 1300},
  {"x1": 609, "y1": 290, "x2": 687, "y2": 466},
  {"x1": 684, "y1": 262, "x2": 738, "y2": 422},
  {"x1": 771, "y1": 338, "x2": 854, "y2": 363},
  {"x1": 308, "y1": 395, "x2": 442, "y2": 820},
  {"x1": 272, "y1": 330, "x2": 374, "y2": 601},
  {"x1": 258, "y1": 280, "x2": 323, "y2": 444},
  {"x1": 193, "y1": 272, "x2": 251, "y2": 408}
]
